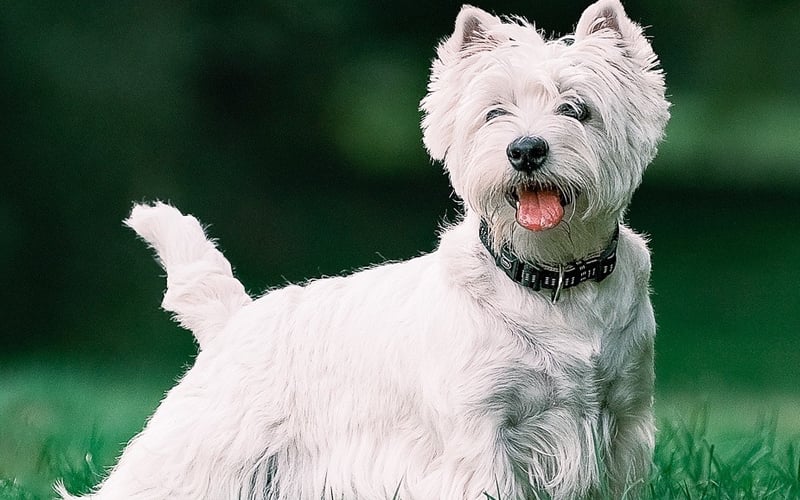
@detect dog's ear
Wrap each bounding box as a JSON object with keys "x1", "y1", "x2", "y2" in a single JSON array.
[
  {"x1": 421, "y1": 5, "x2": 502, "y2": 162},
  {"x1": 439, "y1": 5, "x2": 501, "y2": 63},
  {"x1": 574, "y1": 0, "x2": 660, "y2": 72},
  {"x1": 454, "y1": 6, "x2": 499, "y2": 52},
  {"x1": 574, "y1": 0, "x2": 638, "y2": 42}
]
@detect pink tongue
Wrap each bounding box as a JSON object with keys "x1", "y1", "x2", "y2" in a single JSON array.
[{"x1": 516, "y1": 189, "x2": 564, "y2": 231}]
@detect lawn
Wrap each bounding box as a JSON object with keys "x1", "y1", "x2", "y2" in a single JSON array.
[{"x1": 1, "y1": 359, "x2": 798, "y2": 499}]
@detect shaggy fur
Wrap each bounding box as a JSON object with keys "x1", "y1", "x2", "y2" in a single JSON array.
[{"x1": 59, "y1": 1, "x2": 669, "y2": 498}]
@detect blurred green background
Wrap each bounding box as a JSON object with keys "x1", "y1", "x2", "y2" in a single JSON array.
[{"x1": 1, "y1": 0, "x2": 799, "y2": 495}]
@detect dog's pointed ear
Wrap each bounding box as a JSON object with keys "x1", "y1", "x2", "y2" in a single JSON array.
[
  {"x1": 439, "y1": 5, "x2": 501, "y2": 63},
  {"x1": 574, "y1": 0, "x2": 661, "y2": 72},
  {"x1": 574, "y1": 0, "x2": 637, "y2": 42},
  {"x1": 421, "y1": 5, "x2": 502, "y2": 162},
  {"x1": 454, "y1": 6, "x2": 499, "y2": 52}
]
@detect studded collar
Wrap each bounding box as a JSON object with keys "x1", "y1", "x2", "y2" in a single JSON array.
[{"x1": 478, "y1": 219, "x2": 619, "y2": 303}]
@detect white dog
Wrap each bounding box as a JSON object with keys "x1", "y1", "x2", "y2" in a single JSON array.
[{"x1": 60, "y1": 1, "x2": 668, "y2": 498}]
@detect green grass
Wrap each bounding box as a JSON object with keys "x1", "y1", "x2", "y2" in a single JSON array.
[
  {"x1": 0, "y1": 359, "x2": 176, "y2": 499},
  {"x1": 650, "y1": 410, "x2": 800, "y2": 499},
  {"x1": 2, "y1": 362, "x2": 799, "y2": 499}
]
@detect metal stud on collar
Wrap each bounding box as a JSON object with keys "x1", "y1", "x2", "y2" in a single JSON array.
[{"x1": 551, "y1": 264, "x2": 565, "y2": 304}]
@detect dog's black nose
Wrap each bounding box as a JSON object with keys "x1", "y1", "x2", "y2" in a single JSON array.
[{"x1": 506, "y1": 136, "x2": 549, "y2": 173}]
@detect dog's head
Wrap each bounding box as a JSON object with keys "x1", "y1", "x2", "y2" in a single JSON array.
[{"x1": 421, "y1": 0, "x2": 669, "y2": 252}]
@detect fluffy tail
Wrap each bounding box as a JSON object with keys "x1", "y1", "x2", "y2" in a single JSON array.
[{"x1": 125, "y1": 202, "x2": 252, "y2": 348}]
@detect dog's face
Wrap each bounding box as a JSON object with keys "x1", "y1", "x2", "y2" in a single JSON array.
[{"x1": 421, "y1": 0, "x2": 669, "y2": 242}]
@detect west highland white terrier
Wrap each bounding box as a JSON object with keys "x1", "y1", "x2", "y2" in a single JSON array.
[{"x1": 60, "y1": 0, "x2": 669, "y2": 498}]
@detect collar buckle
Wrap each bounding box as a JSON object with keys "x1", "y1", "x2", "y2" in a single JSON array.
[{"x1": 551, "y1": 265, "x2": 565, "y2": 304}]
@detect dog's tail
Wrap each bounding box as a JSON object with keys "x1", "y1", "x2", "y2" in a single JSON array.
[{"x1": 125, "y1": 202, "x2": 252, "y2": 348}]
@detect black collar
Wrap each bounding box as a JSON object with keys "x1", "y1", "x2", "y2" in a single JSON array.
[{"x1": 479, "y1": 219, "x2": 619, "y2": 303}]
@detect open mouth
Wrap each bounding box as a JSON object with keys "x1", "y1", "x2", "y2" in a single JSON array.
[{"x1": 505, "y1": 184, "x2": 575, "y2": 232}]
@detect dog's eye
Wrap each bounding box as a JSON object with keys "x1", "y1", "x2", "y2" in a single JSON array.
[
  {"x1": 486, "y1": 107, "x2": 510, "y2": 122},
  {"x1": 558, "y1": 35, "x2": 575, "y2": 46},
  {"x1": 556, "y1": 100, "x2": 590, "y2": 122}
]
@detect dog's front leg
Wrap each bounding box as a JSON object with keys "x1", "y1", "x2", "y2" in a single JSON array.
[{"x1": 601, "y1": 296, "x2": 657, "y2": 496}]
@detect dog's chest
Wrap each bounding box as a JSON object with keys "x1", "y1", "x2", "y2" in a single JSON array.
[
  {"x1": 486, "y1": 328, "x2": 604, "y2": 424},
  {"x1": 461, "y1": 312, "x2": 613, "y2": 484}
]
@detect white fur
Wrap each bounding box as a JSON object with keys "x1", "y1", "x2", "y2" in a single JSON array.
[
  {"x1": 58, "y1": 1, "x2": 668, "y2": 498},
  {"x1": 124, "y1": 202, "x2": 252, "y2": 348}
]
